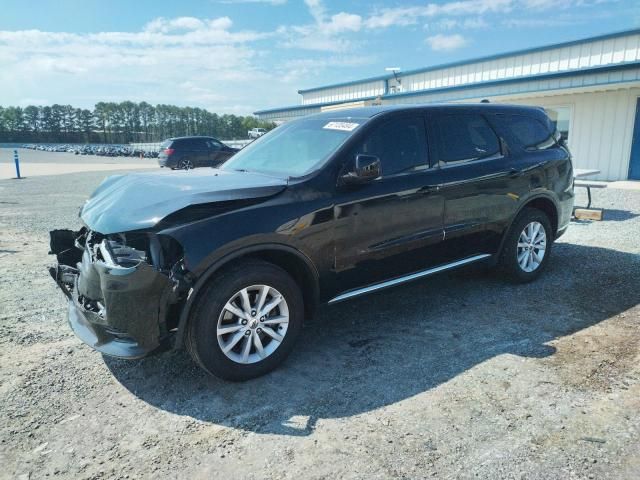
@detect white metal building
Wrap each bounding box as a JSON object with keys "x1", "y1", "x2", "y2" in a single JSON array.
[{"x1": 255, "y1": 29, "x2": 640, "y2": 181}]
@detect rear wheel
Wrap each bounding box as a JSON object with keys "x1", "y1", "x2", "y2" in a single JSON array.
[
  {"x1": 178, "y1": 159, "x2": 194, "y2": 170},
  {"x1": 186, "y1": 260, "x2": 303, "y2": 381},
  {"x1": 499, "y1": 207, "x2": 553, "y2": 283}
]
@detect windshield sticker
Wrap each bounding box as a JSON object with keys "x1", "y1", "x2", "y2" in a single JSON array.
[{"x1": 323, "y1": 122, "x2": 360, "y2": 132}]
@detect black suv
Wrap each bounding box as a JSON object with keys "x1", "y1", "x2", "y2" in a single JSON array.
[
  {"x1": 50, "y1": 104, "x2": 574, "y2": 380},
  {"x1": 158, "y1": 136, "x2": 238, "y2": 169}
]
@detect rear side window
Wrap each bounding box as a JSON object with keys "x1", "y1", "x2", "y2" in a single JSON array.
[
  {"x1": 160, "y1": 140, "x2": 173, "y2": 149},
  {"x1": 354, "y1": 115, "x2": 429, "y2": 176},
  {"x1": 501, "y1": 114, "x2": 556, "y2": 150},
  {"x1": 430, "y1": 114, "x2": 500, "y2": 165},
  {"x1": 173, "y1": 139, "x2": 191, "y2": 148},
  {"x1": 192, "y1": 138, "x2": 209, "y2": 149}
]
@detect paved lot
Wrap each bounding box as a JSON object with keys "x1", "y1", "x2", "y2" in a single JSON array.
[
  {"x1": 0, "y1": 166, "x2": 639, "y2": 479},
  {"x1": 0, "y1": 149, "x2": 155, "y2": 179}
]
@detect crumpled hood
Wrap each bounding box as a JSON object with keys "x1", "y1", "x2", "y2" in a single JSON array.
[{"x1": 81, "y1": 168, "x2": 287, "y2": 234}]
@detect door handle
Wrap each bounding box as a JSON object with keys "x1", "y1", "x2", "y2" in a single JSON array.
[{"x1": 508, "y1": 168, "x2": 523, "y2": 178}]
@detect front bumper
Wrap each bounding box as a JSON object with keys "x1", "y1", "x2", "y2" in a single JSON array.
[{"x1": 49, "y1": 230, "x2": 173, "y2": 359}]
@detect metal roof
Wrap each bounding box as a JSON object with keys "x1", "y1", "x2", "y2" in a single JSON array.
[
  {"x1": 255, "y1": 60, "x2": 640, "y2": 116},
  {"x1": 296, "y1": 27, "x2": 640, "y2": 95}
]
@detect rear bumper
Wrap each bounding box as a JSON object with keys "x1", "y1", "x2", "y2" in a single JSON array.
[{"x1": 49, "y1": 230, "x2": 173, "y2": 359}]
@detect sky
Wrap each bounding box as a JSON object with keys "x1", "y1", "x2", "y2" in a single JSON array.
[{"x1": 0, "y1": 0, "x2": 638, "y2": 115}]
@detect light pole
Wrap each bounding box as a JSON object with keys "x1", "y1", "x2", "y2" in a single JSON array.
[{"x1": 385, "y1": 67, "x2": 401, "y2": 94}]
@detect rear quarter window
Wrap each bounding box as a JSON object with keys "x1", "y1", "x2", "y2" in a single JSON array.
[
  {"x1": 172, "y1": 139, "x2": 191, "y2": 148},
  {"x1": 499, "y1": 114, "x2": 556, "y2": 151}
]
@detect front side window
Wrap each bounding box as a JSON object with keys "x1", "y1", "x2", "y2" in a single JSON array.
[
  {"x1": 352, "y1": 116, "x2": 429, "y2": 176},
  {"x1": 430, "y1": 114, "x2": 501, "y2": 165},
  {"x1": 221, "y1": 117, "x2": 363, "y2": 177}
]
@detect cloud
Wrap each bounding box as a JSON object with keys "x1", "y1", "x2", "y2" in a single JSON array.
[
  {"x1": 278, "y1": 54, "x2": 375, "y2": 83},
  {"x1": 426, "y1": 33, "x2": 468, "y2": 51},
  {"x1": 365, "y1": 7, "x2": 425, "y2": 28},
  {"x1": 305, "y1": 0, "x2": 327, "y2": 23},
  {"x1": 0, "y1": 0, "x2": 623, "y2": 113},
  {"x1": 0, "y1": 17, "x2": 276, "y2": 114},
  {"x1": 277, "y1": 0, "x2": 363, "y2": 52},
  {"x1": 144, "y1": 16, "x2": 206, "y2": 33},
  {"x1": 366, "y1": 0, "x2": 512, "y2": 29},
  {"x1": 434, "y1": 16, "x2": 489, "y2": 30},
  {"x1": 502, "y1": 17, "x2": 575, "y2": 27},
  {"x1": 325, "y1": 12, "x2": 363, "y2": 34}
]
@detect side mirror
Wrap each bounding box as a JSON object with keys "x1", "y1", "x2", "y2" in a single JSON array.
[{"x1": 340, "y1": 154, "x2": 381, "y2": 185}]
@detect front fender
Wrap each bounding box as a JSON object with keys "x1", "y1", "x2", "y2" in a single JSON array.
[{"x1": 171, "y1": 242, "x2": 320, "y2": 350}]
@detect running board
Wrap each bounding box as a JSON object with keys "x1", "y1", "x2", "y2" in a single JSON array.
[{"x1": 328, "y1": 254, "x2": 491, "y2": 304}]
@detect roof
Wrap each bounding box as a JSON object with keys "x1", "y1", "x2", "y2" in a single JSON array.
[
  {"x1": 288, "y1": 103, "x2": 545, "y2": 120},
  {"x1": 169, "y1": 135, "x2": 217, "y2": 140},
  {"x1": 297, "y1": 27, "x2": 640, "y2": 95}
]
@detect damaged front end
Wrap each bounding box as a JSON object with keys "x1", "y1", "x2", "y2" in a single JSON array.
[{"x1": 49, "y1": 228, "x2": 190, "y2": 359}]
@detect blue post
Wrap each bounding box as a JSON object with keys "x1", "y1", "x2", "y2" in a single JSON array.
[{"x1": 14, "y1": 150, "x2": 21, "y2": 179}]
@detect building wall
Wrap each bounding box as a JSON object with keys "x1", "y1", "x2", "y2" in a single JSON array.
[{"x1": 489, "y1": 88, "x2": 640, "y2": 181}]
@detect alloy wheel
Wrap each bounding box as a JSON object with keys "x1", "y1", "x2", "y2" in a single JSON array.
[
  {"x1": 179, "y1": 159, "x2": 194, "y2": 170},
  {"x1": 216, "y1": 284, "x2": 290, "y2": 364},
  {"x1": 516, "y1": 221, "x2": 547, "y2": 273}
]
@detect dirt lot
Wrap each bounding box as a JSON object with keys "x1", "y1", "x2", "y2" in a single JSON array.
[{"x1": 1, "y1": 166, "x2": 639, "y2": 480}]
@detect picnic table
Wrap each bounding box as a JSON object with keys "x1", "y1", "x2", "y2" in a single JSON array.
[
  {"x1": 573, "y1": 168, "x2": 605, "y2": 218},
  {"x1": 574, "y1": 168, "x2": 601, "y2": 179}
]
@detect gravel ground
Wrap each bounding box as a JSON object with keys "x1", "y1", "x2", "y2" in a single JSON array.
[{"x1": 0, "y1": 168, "x2": 639, "y2": 480}]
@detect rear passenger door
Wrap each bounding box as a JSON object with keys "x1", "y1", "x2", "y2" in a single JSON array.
[
  {"x1": 207, "y1": 139, "x2": 233, "y2": 166},
  {"x1": 426, "y1": 112, "x2": 526, "y2": 261},
  {"x1": 190, "y1": 138, "x2": 210, "y2": 166}
]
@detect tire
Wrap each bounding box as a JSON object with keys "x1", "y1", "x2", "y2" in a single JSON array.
[
  {"x1": 498, "y1": 207, "x2": 553, "y2": 283},
  {"x1": 178, "y1": 159, "x2": 194, "y2": 170},
  {"x1": 186, "y1": 260, "x2": 304, "y2": 381}
]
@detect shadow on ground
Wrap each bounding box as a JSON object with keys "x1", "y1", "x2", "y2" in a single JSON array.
[
  {"x1": 601, "y1": 209, "x2": 640, "y2": 222},
  {"x1": 105, "y1": 243, "x2": 640, "y2": 436}
]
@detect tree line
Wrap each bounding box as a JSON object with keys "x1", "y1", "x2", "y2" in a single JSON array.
[{"x1": 0, "y1": 102, "x2": 276, "y2": 144}]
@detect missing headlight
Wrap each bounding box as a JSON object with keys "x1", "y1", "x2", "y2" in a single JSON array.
[{"x1": 98, "y1": 237, "x2": 147, "y2": 268}]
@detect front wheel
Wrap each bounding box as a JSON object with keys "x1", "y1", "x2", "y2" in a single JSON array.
[
  {"x1": 186, "y1": 260, "x2": 303, "y2": 381},
  {"x1": 499, "y1": 207, "x2": 553, "y2": 283}
]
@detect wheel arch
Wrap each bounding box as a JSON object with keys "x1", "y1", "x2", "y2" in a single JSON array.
[
  {"x1": 174, "y1": 243, "x2": 320, "y2": 349},
  {"x1": 495, "y1": 193, "x2": 559, "y2": 262}
]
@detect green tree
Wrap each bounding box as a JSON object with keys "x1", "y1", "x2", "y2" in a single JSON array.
[{"x1": 24, "y1": 106, "x2": 40, "y2": 134}]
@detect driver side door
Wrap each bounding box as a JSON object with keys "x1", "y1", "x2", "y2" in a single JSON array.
[{"x1": 332, "y1": 113, "x2": 445, "y2": 295}]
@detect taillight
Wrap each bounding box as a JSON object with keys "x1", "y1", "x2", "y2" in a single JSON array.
[{"x1": 164, "y1": 148, "x2": 175, "y2": 155}]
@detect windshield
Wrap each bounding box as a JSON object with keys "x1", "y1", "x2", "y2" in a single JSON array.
[{"x1": 221, "y1": 117, "x2": 363, "y2": 177}]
